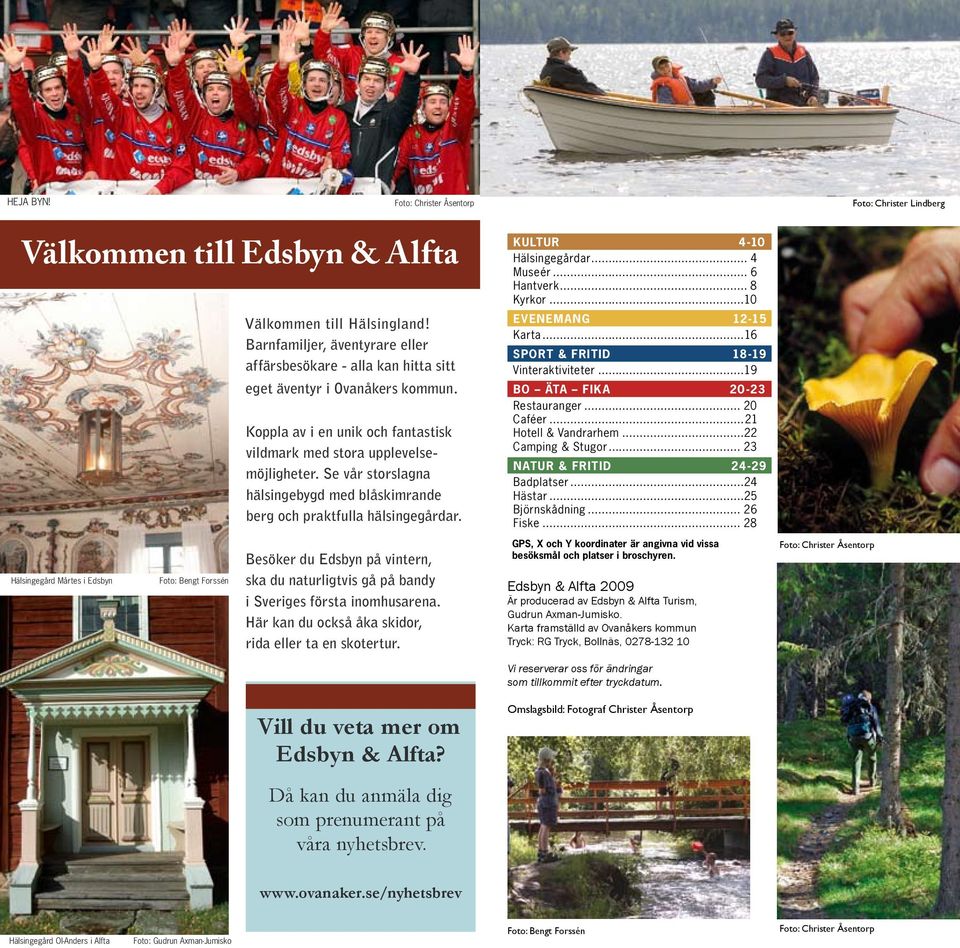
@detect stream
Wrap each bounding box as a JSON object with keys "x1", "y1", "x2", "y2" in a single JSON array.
[{"x1": 572, "y1": 833, "x2": 750, "y2": 918}]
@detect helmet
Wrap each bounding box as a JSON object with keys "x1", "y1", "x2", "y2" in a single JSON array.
[
  {"x1": 129, "y1": 63, "x2": 162, "y2": 85},
  {"x1": 358, "y1": 56, "x2": 390, "y2": 81},
  {"x1": 422, "y1": 82, "x2": 451, "y2": 101},
  {"x1": 32, "y1": 64, "x2": 65, "y2": 95},
  {"x1": 301, "y1": 60, "x2": 336, "y2": 84},
  {"x1": 48, "y1": 52, "x2": 68, "y2": 73},
  {"x1": 101, "y1": 53, "x2": 125, "y2": 71},
  {"x1": 202, "y1": 70, "x2": 231, "y2": 91},
  {"x1": 253, "y1": 61, "x2": 276, "y2": 92},
  {"x1": 360, "y1": 11, "x2": 396, "y2": 51},
  {"x1": 188, "y1": 48, "x2": 220, "y2": 76},
  {"x1": 326, "y1": 64, "x2": 343, "y2": 104},
  {"x1": 300, "y1": 60, "x2": 336, "y2": 102},
  {"x1": 128, "y1": 63, "x2": 163, "y2": 106},
  {"x1": 360, "y1": 11, "x2": 397, "y2": 39}
]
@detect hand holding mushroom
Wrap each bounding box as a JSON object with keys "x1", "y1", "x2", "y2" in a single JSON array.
[{"x1": 840, "y1": 228, "x2": 960, "y2": 495}]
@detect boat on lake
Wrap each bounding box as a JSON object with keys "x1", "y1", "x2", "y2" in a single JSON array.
[{"x1": 523, "y1": 85, "x2": 899, "y2": 155}]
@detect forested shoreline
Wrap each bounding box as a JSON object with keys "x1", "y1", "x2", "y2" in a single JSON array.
[{"x1": 481, "y1": 1, "x2": 960, "y2": 44}]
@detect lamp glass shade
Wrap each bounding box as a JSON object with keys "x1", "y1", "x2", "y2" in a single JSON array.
[{"x1": 77, "y1": 408, "x2": 122, "y2": 485}]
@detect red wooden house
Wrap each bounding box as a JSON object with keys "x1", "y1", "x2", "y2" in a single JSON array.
[{"x1": 0, "y1": 595, "x2": 228, "y2": 915}]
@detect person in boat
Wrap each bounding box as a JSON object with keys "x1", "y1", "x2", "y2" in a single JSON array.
[
  {"x1": 650, "y1": 55, "x2": 721, "y2": 106},
  {"x1": 539, "y1": 37, "x2": 604, "y2": 96},
  {"x1": 755, "y1": 18, "x2": 820, "y2": 107}
]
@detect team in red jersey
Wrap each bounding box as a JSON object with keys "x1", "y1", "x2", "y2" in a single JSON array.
[
  {"x1": 393, "y1": 35, "x2": 476, "y2": 195},
  {"x1": 1, "y1": 34, "x2": 90, "y2": 187},
  {"x1": 1, "y1": 13, "x2": 477, "y2": 194},
  {"x1": 313, "y1": 3, "x2": 405, "y2": 102},
  {"x1": 161, "y1": 23, "x2": 265, "y2": 185},
  {"x1": 61, "y1": 24, "x2": 125, "y2": 179},
  {"x1": 263, "y1": 17, "x2": 351, "y2": 180}
]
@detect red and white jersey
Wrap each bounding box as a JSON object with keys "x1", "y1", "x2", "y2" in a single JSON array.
[
  {"x1": 89, "y1": 67, "x2": 192, "y2": 194},
  {"x1": 230, "y1": 74, "x2": 278, "y2": 165},
  {"x1": 9, "y1": 68, "x2": 88, "y2": 185},
  {"x1": 312, "y1": 29, "x2": 404, "y2": 102},
  {"x1": 66, "y1": 56, "x2": 114, "y2": 179},
  {"x1": 393, "y1": 73, "x2": 474, "y2": 195},
  {"x1": 166, "y1": 61, "x2": 265, "y2": 181},
  {"x1": 265, "y1": 63, "x2": 351, "y2": 178}
]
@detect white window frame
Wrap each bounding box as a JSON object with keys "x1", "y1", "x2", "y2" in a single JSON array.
[{"x1": 72, "y1": 596, "x2": 150, "y2": 641}]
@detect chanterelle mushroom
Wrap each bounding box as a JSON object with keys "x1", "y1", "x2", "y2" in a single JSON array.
[{"x1": 803, "y1": 349, "x2": 936, "y2": 490}]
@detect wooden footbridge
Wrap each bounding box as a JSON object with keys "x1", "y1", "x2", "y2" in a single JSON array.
[{"x1": 508, "y1": 779, "x2": 750, "y2": 835}]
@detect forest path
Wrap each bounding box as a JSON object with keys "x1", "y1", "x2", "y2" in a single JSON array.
[{"x1": 777, "y1": 787, "x2": 872, "y2": 918}]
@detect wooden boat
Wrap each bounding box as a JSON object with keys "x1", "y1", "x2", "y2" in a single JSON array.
[{"x1": 523, "y1": 85, "x2": 898, "y2": 155}]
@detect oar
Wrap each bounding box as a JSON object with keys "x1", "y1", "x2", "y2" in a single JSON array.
[
  {"x1": 714, "y1": 89, "x2": 798, "y2": 108},
  {"x1": 817, "y1": 86, "x2": 960, "y2": 126}
]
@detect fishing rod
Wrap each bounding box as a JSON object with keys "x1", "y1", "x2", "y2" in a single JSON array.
[
  {"x1": 817, "y1": 86, "x2": 960, "y2": 126},
  {"x1": 697, "y1": 25, "x2": 728, "y2": 90}
]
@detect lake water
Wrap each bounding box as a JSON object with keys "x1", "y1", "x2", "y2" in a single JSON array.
[{"x1": 479, "y1": 42, "x2": 960, "y2": 196}]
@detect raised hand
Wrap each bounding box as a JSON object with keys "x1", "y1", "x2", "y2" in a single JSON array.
[
  {"x1": 80, "y1": 37, "x2": 103, "y2": 71},
  {"x1": 97, "y1": 24, "x2": 119, "y2": 54},
  {"x1": 60, "y1": 22, "x2": 84, "y2": 59},
  {"x1": 277, "y1": 18, "x2": 298, "y2": 66},
  {"x1": 291, "y1": 11, "x2": 311, "y2": 46},
  {"x1": 321, "y1": 2, "x2": 342, "y2": 33},
  {"x1": 0, "y1": 35, "x2": 26, "y2": 70},
  {"x1": 398, "y1": 41, "x2": 428, "y2": 75},
  {"x1": 450, "y1": 34, "x2": 477, "y2": 72},
  {"x1": 169, "y1": 19, "x2": 193, "y2": 53},
  {"x1": 225, "y1": 15, "x2": 252, "y2": 49},
  {"x1": 161, "y1": 32, "x2": 186, "y2": 68},
  {"x1": 218, "y1": 45, "x2": 250, "y2": 78},
  {"x1": 120, "y1": 36, "x2": 149, "y2": 67}
]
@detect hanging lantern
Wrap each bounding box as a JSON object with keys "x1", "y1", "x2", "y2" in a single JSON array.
[{"x1": 77, "y1": 408, "x2": 122, "y2": 484}]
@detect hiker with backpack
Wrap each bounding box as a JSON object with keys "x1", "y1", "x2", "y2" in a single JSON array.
[{"x1": 841, "y1": 690, "x2": 884, "y2": 795}]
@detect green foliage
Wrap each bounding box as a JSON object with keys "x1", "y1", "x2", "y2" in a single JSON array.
[
  {"x1": 482, "y1": 0, "x2": 960, "y2": 43},
  {"x1": 780, "y1": 717, "x2": 950, "y2": 918},
  {"x1": 507, "y1": 736, "x2": 749, "y2": 791},
  {"x1": 509, "y1": 853, "x2": 639, "y2": 919},
  {"x1": 174, "y1": 904, "x2": 229, "y2": 934},
  {"x1": 778, "y1": 641, "x2": 820, "y2": 669},
  {"x1": 0, "y1": 899, "x2": 59, "y2": 934},
  {"x1": 819, "y1": 828, "x2": 940, "y2": 918},
  {"x1": 777, "y1": 563, "x2": 954, "y2": 735},
  {"x1": 777, "y1": 716, "x2": 853, "y2": 860},
  {"x1": 508, "y1": 831, "x2": 539, "y2": 868}
]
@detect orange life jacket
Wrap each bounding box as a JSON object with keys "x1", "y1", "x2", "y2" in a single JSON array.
[
  {"x1": 767, "y1": 43, "x2": 808, "y2": 63},
  {"x1": 277, "y1": 0, "x2": 324, "y2": 23},
  {"x1": 650, "y1": 73, "x2": 693, "y2": 105}
]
